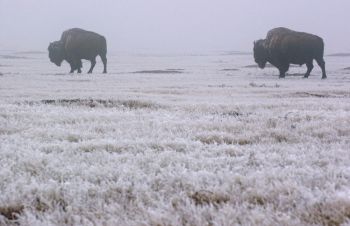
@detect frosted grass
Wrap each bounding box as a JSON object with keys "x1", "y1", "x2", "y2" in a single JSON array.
[{"x1": 0, "y1": 52, "x2": 350, "y2": 225}]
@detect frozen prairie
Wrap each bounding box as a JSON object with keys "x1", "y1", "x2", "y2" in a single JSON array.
[{"x1": 1, "y1": 51, "x2": 350, "y2": 226}]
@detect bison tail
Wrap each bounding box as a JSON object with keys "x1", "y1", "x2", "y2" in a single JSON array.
[
  {"x1": 318, "y1": 38, "x2": 325, "y2": 58},
  {"x1": 100, "y1": 36, "x2": 107, "y2": 56}
]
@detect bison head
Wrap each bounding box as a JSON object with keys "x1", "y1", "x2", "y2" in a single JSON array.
[
  {"x1": 48, "y1": 41, "x2": 65, "y2": 66},
  {"x1": 253, "y1": 40, "x2": 268, "y2": 69}
]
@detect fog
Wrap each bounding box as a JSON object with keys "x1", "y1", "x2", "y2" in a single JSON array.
[{"x1": 0, "y1": 0, "x2": 349, "y2": 53}]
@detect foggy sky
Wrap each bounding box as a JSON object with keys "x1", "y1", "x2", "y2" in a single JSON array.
[{"x1": 0, "y1": 0, "x2": 349, "y2": 53}]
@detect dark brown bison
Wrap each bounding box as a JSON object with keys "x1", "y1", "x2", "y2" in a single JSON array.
[
  {"x1": 48, "y1": 28, "x2": 107, "y2": 73},
  {"x1": 254, "y1": 27, "x2": 326, "y2": 79}
]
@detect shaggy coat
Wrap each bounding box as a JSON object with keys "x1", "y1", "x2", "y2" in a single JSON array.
[
  {"x1": 48, "y1": 28, "x2": 107, "y2": 73},
  {"x1": 254, "y1": 27, "x2": 326, "y2": 79}
]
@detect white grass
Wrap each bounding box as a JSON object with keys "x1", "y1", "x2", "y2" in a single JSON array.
[{"x1": 0, "y1": 52, "x2": 350, "y2": 225}]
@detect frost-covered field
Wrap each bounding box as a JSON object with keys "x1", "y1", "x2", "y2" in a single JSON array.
[{"x1": 1, "y1": 51, "x2": 350, "y2": 226}]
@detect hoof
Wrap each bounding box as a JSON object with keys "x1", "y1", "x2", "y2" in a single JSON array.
[{"x1": 322, "y1": 76, "x2": 327, "y2": 79}]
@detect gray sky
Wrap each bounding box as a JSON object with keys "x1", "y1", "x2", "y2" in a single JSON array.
[{"x1": 0, "y1": 0, "x2": 349, "y2": 53}]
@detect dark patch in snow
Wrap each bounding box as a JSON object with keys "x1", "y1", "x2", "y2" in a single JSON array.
[
  {"x1": 294, "y1": 92, "x2": 332, "y2": 98},
  {"x1": 2, "y1": 72, "x2": 20, "y2": 75},
  {"x1": 0, "y1": 205, "x2": 24, "y2": 220},
  {"x1": 302, "y1": 199, "x2": 350, "y2": 226},
  {"x1": 0, "y1": 55, "x2": 29, "y2": 59},
  {"x1": 210, "y1": 109, "x2": 249, "y2": 118},
  {"x1": 292, "y1": 91, "x2": 350, "y2": 98},
  {"x1": 23, "y1": 98, "x2": 163, "y2": 109},
  {"x1": 131, "y1": 69, "x2": 184, "y2": 74},
  {"x1": 246, "y1": 193, "x2": 267, "y2": 206},
  {"x1": 190, "y1": 190, "x2": 229, "y2": 206},
  {"x1": 208, "y1": 84, "x2": 234, "y2": 88},
  {"x1": 244, "y1": 64, "x2": 276, "y2": 68},
  {"x1": 65, "y1": 79, "x2": 91, "y2": 82},
  {"x1": 221, "y1": 111, "x2": 243, "y2": 117},
  {"x1": 244, "y1": 64, "x2": 261, "y2": 68},
  {"x1": 343, "y1": 67, "x2": 350, "y2": 70},
  {"x1": 166, "y1": 68, "x2": 185, "y2": 71},
  {"x1": 33, "y1": 197, "x2": 50, "y2": 212},
  {"x1": 14, "y1": 51, "x2": 46, "y2": 55},
  {"x1": 328, "y1": 53, "x2": 350, "y2": 57},
  {"x1": 196, "y1": 134, "x2": 252, "y2": 146},
  {"x1": 220, "y1": 68, "x2": 239, "y2": 71},
  {"x1": 271, "y1": 132, "x2": 288, "y2": 143}
]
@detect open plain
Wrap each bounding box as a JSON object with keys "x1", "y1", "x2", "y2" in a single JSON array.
[{"x1": 1, "y1": 51, "x2": 350, "y2": 225}]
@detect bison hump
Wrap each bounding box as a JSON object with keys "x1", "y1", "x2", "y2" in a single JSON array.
[{"x1": 264, "y1": 27, "x2": 323, "y2": 50}]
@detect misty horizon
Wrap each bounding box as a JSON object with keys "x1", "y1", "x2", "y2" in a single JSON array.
[
  {"x1": 1, "y1": 0, "x2": 349, "y2": 54},
  {"x1": 1, "y1": 1, "x2": 350, "y2": 225}
]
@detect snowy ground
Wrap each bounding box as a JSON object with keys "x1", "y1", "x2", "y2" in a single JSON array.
[{"x1": 1, "y1": 51, "x2": 350, "y2": 225}]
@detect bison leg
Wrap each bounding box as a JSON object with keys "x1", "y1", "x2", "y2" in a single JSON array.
[
  {"x1": 304, "y1": 62, "x2": 314, "y2": 78},
  {"x1": 278, "y1": 64, "x2": 289, "y2": 78},
  {"x1": 68, "y1": 59, "x2": 81, "y2": 74},
  {"x1": 69, "y1": 63, "x2": 75, "y2": 73},
  {"x1": 88, "y1": 58, "x2": 96, "y2": 74},
  {"x1": 316, "y1": 58, "x2": 327, "y2": 79},
  {"x1": 77, "y1": 60, "x2": 82, "y2": 73},
  {"x1": 100, "y1": 54, "x2": 107, "y2": 74}
]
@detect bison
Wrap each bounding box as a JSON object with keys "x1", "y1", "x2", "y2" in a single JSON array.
[
  {"x1": 254, "y1": 27, "x2": 326, "y2": 79},
  {"x1": 48, "y1": 28, "x2": 107, "y2": 74}
]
